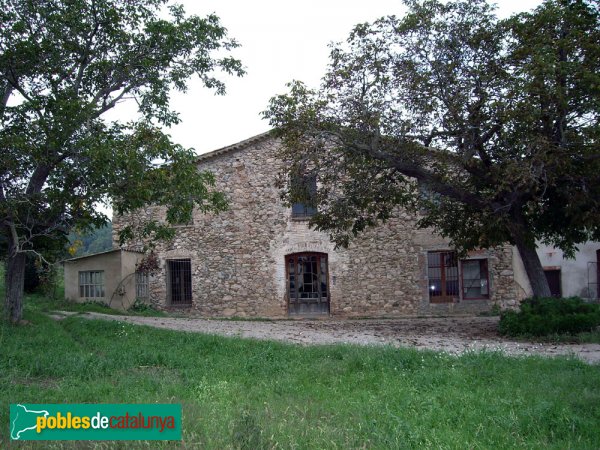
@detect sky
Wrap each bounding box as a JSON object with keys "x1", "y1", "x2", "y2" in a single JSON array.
[{"x1": 123, "y1": 0, "x2": 544, "y2": 155}]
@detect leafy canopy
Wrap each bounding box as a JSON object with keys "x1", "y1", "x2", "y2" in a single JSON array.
[
  {"x1": 264, "y1": 0, "x2": 600, "y2": 256},
  {"x1": 0, "y1": 0, "x2": 245, "y2": 259}
]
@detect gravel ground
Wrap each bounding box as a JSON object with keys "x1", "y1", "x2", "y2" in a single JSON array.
[{"x1": 53, "y1": 312, "x2": 600, "y2": 364}]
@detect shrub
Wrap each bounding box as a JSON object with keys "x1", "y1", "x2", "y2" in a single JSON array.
[
  {"x1": 499, "y1": 297, "x2": 600, "y2": 337},
  {"x1": 23, "y1": 257, "x2": 59, "y2": 296},
  {"x1": 128, "y1": 298, "x2": 161, "y2": 315}
]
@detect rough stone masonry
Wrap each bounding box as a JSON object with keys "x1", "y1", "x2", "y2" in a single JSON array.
[{"x1": 113, "y1": 133, "x2": 528, "y2": 318}]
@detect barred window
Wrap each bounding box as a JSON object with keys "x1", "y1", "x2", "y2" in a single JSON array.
[
  {"x1": 79, "y1": 271, "x2": 105, "y2": 298},
  {"x1": 135, "y1": 271, "x2": 149, "y2": 299},
  {"x1": 167, "y1": 259, "x2": 192, "y2": 305}
]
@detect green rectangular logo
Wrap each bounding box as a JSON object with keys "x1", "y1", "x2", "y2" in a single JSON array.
[{"x1": 10, "y1": 404, "x2": 181, "y2": 440}]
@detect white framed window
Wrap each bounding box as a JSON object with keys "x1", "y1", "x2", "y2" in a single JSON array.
[{"x1": 79, "y1": 271, "x2": 105, "y2": 298}]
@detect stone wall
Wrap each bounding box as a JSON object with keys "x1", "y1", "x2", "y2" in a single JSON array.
[{"x1": 113, "y1": 134, "x2": 523, "y2": 318}]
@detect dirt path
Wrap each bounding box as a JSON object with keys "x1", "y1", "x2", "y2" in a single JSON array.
[{"x1": 55, "y1": 312, "x2": 600, "y2": 364}]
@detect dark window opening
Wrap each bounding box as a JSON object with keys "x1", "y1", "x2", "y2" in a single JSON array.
[
  {"x1": 291, "y1": 174, "x2": 317, "y2": 218},
  {"x1": 462, "y1": 259, "x2": 489, "y2": 299},
  {"x1": 544, "y1": 269, "x2": 562, "y2": 298},
  {"x1": 427, "y1": 251, "x2": 459, "y2": 302},
  {"x1": 286, "y1": 252, "x2": 329, "y2": 315},
  {"x1": 167, "y1": 259, "x2": 192, "y2": 305}
]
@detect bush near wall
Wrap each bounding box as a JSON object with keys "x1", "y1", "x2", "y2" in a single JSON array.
[{"x1": 499, "y1": 297, "x2": 600, "y2": 337}]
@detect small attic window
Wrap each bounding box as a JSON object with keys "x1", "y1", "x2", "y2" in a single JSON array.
[{"x1": 291, "y1": 174, "x2": 317, "y2": 219}]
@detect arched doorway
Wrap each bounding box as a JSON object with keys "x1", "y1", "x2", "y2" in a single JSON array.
[{"x1": 286, "y1": 252, "x2": 329, "y2": 316}]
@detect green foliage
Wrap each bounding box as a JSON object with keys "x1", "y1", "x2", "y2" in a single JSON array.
[
  {"x1": 499, "y1": 297, "x2": 600, "y2": 337},
  {"x1": 22, "y1": 256, "x2": 60, "y2": 298},
  {"x1": 67, "y1": 222, "x2": 113, "y2": 257},
  {"x1": 76, "y1": 300, "x2": 112, "y2": 310},
  {"x1": 0, "y1": 0, "x2": 243, "y2": 320},
  {"x1": 128, "y1": 297, "x2": 164, "y2": 316},
  {"x1": 264, "y1": 0, "x2": 600, "y2": 296},
  {"x1": 1, "y1": 301, "x2": 600, "y2": 448}
]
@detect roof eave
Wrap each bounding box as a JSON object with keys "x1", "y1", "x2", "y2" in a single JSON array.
[{"x1": 195, "y1": 130, "x2": 274, "y2": 163}]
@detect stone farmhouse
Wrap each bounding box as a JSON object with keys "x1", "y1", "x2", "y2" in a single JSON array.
[
  {"x1": 64, "y1": 132, "x2": 599, "y2": 317},
  {"x1": 106, "y1": 132, "x2": 538, "y2": 318}
]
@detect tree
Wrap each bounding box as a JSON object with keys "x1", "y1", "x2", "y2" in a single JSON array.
[
  {"x1": 1, "y1": 0, "x2": 244, "y2": 322},
  {"x1": 264, "y1": 0, "x2": 600, "y2": 298},
  {"x1": 67, "y1": 222, "x2": 113, "y2": 257}
]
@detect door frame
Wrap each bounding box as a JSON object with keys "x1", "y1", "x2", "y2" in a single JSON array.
[
  {"x1": 285, "y1": 252, "x2": 330, "y2": 316},
  {"x1": 543, "y1": 268, "x2": 562, "y2": 298}
]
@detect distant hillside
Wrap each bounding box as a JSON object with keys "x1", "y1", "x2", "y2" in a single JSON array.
[{"x1": 68, "y1": 222, "x2": 113, "y2": 257}]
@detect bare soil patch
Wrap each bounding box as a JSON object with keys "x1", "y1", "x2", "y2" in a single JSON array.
[{"x1": 64, "y1": 312, "x2": 600, "y2": 364}]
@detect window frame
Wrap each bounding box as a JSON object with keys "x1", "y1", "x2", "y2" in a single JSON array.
[
  {"x1": 427, "y1": 252, "x2": 492, "y2": 303},
  {"x1": 461, "y1": 258, "x2": 490, "y2": 300},
  {"x1": 543, "y1": 268, "x2": 562, "y2": 298},
  {"x1": 166, "y1": 259, "x2": 193, "y2": 306},
  {"x1": 78, "y1": 270, "x2": 105, "y2": 299},
  {"x1": 291, "y1": 173, "x2": 317, "y2": 219},
  {"x1": 427, "y1": 251, "x2": 460, "y2": 303},
  {"x1": 135, "y1": 271, "x2": 150, "y2": 300},
  {"x1": 286, "y1": 252, "x2": 329, "y2": 306}
]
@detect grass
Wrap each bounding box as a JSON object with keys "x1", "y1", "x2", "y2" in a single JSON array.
[
  {"x1": 17, "y1": 266, "x2": 165, "y2": 318},
  {"x1": 0, "y1": 300, "x2": 599, "y2": 448},
  {"x1": 507, "y1": 330, "x2": 600, "y2": 344},
  {"x1": 25, "y1": 292, "x2": 166, "y2": 318}
]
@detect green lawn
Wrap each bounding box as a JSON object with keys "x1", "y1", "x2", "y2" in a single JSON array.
[{"x1": 1, "y1": 293, "x2": 600, "y2": 448}]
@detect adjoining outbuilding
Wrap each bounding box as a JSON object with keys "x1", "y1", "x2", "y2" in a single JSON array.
[
  {"x1": 63, "y1": 249, "x2": 146, "y2": 310},
  {"x1": 538, "y1": 244, "x2": 600, "y2": 299}
]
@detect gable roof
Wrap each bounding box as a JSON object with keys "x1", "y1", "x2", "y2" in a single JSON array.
[
  {"x1": 196, "y1": 130, "x2": 273, "y2": 163},
  {"x1": 62, "y1": 248, "x2": 143, "y2": 263}
]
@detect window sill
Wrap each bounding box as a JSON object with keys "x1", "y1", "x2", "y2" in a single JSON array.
[{"x1": 291, "y1": 216, "x2": 313, "y2": 222}]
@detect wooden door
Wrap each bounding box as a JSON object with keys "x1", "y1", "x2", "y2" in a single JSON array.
[{"x1": 286, "y1": 253, "x2": 329, "y2": 315}]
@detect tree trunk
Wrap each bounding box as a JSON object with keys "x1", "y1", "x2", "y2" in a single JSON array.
[
  {"x1": 513, "y1": 235, "x2": 552, "y2": 298},
  {"x1": 5, "y1": 251, "x2": 26, "y2": 323}
]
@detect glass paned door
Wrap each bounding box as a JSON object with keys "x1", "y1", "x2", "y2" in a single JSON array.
[{"x1": 286, "y1": 253, "x2": 329, "y2": 315}]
